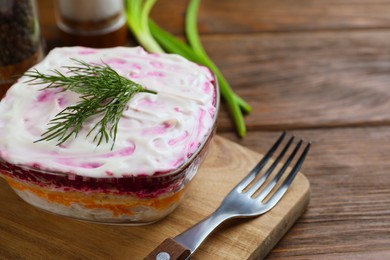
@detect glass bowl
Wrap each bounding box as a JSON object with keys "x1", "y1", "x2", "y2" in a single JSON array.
[{"x1": 0, "y1": 77, "x2": 219, "y2": 226}]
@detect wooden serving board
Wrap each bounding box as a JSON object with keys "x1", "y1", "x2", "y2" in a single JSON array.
[{"x1": 0, "y1": 136, "x2": 310, "y2": 259}]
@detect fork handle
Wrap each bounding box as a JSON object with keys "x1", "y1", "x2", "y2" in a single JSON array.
[
  {"x1": 144, "y1": 238, "x2": 190, "y2": 260},
  {"x1": 145, "y1": 211, "x2": 228, "y2": 259}
]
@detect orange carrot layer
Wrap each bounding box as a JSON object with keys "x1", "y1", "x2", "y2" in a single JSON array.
[{"x1": 5, "y1": 177, "x2": 185, "y2": 217}]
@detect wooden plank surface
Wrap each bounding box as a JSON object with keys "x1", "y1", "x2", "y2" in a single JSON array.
[
  {"x1": 205, "y1": 30, "x2": 390, "y2": 131},
  {"x1": 152, "y1": 0, "x2": 390, "y2": 33},
  {"x1": 0, "y1": 136, "x2": 310, "y2": 259}
]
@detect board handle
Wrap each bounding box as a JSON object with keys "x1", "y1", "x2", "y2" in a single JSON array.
[{"x1": 144, "y1": 238, "x2": 191, "y2": 260}]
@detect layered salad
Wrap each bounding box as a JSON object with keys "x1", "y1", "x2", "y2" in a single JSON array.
[{"x1": 0, "y1": 46, "x2": 218, "y2": 224}]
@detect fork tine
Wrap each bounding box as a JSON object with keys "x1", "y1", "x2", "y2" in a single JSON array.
[
  {"x1": 262, "y1": 142, "x2": 311, "y2": 211},
  {"x1": 245, "y1": 136, "x2": 295, "y2": 195},
  {"x1": 254, "y1": 139, "x2": 302, "y2": 201},
  {"x1": 236, "y1": 132, "x2": 286, "y2": 191}
]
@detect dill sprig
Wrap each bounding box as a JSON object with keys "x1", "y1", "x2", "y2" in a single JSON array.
[{"x1": 24, "y1": 59, "x2": 156, "y2": 149}]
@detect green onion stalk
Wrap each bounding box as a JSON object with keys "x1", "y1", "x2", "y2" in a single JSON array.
[{"x1": 126, "y1": 0, "x2": 251, "y2": 137}]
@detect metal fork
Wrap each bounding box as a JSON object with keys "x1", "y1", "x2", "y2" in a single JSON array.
[{"x1": 145, "y1": 132, "x2": 311, "y2": 260}]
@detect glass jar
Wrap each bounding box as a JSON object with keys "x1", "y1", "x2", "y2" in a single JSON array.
[
  {"x1": 0, "y1": 0, "x2": 43, "y2": 98},
  {"x1": 55, "y1": 0, "x2": 128, "y2": 48}
]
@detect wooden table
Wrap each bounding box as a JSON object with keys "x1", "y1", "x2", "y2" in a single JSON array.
[{"x1": 3, "y1": 0, "x2": 390, "y2": 259}]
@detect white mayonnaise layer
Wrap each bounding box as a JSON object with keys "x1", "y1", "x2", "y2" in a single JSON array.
[{"x1": 0, "y1": 47, "x2": 216, "y2": 177}]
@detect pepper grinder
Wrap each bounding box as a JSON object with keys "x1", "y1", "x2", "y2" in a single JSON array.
[
  {"x1": 0, "y1": 0, "x2": 43, "y2": 98},
  {"x1": 55, "y1": 0, "x2": 128, "y2": 48}
]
